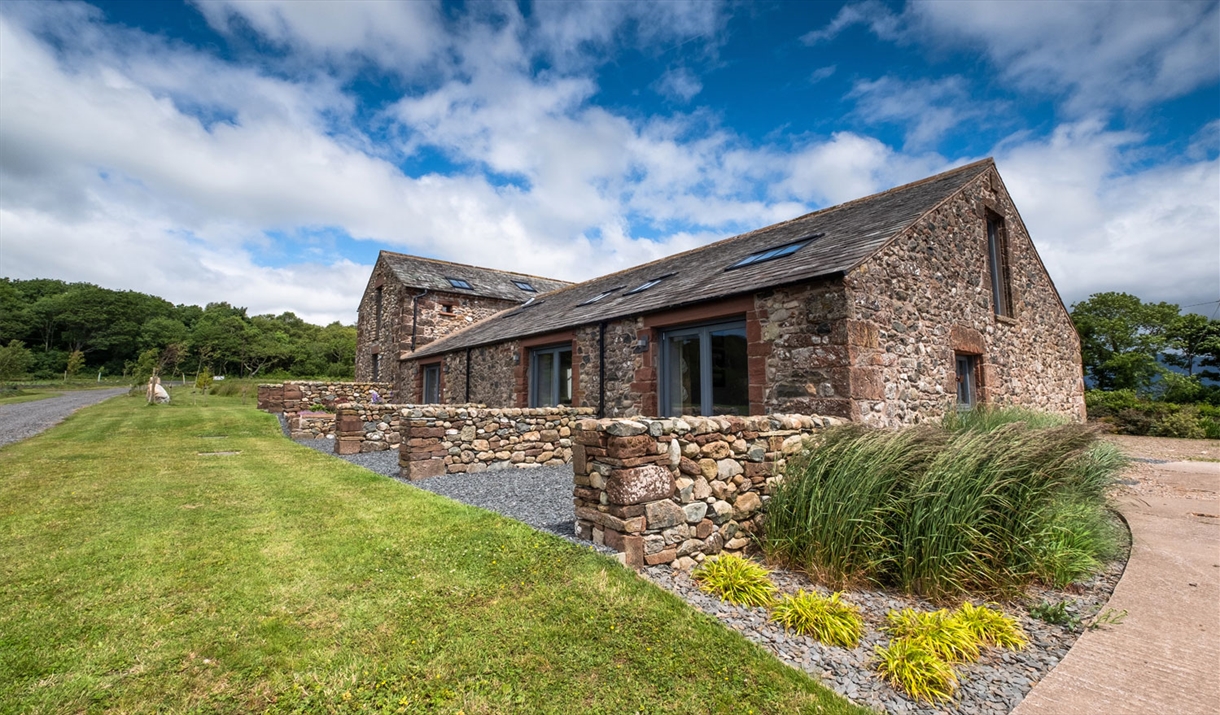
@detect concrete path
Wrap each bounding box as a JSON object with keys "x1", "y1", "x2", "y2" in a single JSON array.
[
  {"x1": 1013, "y1": 457, "x2": 1220, "y2": 715},
  {"x1": 0, "y1": 388, "x2": 128, "y2": 449}
]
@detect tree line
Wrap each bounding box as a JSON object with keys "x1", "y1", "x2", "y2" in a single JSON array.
[{"x1": 0, "y1": 278, "x2": 355, "y2": 382}]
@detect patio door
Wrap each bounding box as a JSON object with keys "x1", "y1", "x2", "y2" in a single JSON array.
[{"x1": 660, "y1": 320, "x2": 747, "y2": 416}]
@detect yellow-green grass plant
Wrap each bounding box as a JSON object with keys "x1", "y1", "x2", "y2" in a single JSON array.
[
  {"x1": 955, "y1": 602, "x2": 1028, "y2": 650},
  {"x1": 692, "y1": 554, "x2": 778, "y2": 608},
  {"x1": 770, "y1": 590, "x2": 865, "y2": 648},
  {"x1": 883, "y1": 608, "x2": 980, "y2": 664},
  {"x1": 874, "y1": 638, "x2": 959, "y2": 704},
  {"x1": 0, "y1": 390, "x2": 868, "y2": 715}
]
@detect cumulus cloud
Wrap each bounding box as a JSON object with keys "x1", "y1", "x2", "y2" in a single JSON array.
[
  {"x1": 848, "y1": 75, "x2": 997, "y2": 148},
  {"x1": 653, "y1": 67, "x2": 703, "y2": 102}
]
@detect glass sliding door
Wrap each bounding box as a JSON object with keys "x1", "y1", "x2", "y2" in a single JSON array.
[
  {"x1": 530, "y1": 345, "x2": 573, "y2": 407},
  {"x1": 661, "y1": 320, "x2": 748, "y2": 417}
]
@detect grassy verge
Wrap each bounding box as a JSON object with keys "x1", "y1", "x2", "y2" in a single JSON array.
[
  {"x1": 0, "y1": 389, "x2": 64, "y2": 405},
  {"x1": 0, "y1": 391, "x2": 864, "y2": 715},
  {"x1": 764, "y1": 410, "x2": 1127, "y2": 599}
]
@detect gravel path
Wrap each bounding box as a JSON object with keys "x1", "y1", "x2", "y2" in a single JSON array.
[
  {"x1": 291, "y1": 434, "x2": 602, "y2": 547},
  {"x1": 0, "y1": 388, "x2": 128, "y2": 448}
]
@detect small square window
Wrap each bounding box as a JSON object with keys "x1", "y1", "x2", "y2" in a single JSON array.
[
  {"x1": 512, "y1": 280, "x2": 536, "y2": 292},
  {"x1": 446, "y1": 277, "x2": 473, "y2": 290}
]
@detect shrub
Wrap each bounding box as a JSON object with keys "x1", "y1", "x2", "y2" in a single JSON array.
[
  {"x1": 764, "y1": 421, "x2": 1126, "y2": 598},
  {"x1": 1150, "y1": 407, "x2": 1207, "y2": 439},
  {"x1": 770, "y1": 590, "x2": 864, "y2": 648},
  {"x1": 954, "y1": 602, "x2": 1027, "y2": 650},
  {"x1": 691, "y1": 554, "x2": 776, "y2": 608},
  {"x1": 1028, "y1": 600, "x2": 1080, "y2": 629},
  {"x1": 883, "y1": 608, "x2": 979, "y2": 664},
  {"x1": 874, "y1": 638, "x2": 958, "y2": 703}
]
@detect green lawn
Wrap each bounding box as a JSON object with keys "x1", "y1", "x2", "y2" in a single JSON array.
[
  {"x1": 0, "y1": 389, "x2": 64, "y2": 405},
  {"x1": 0, "y1": 391, "x2": 865, "y2": 714}
]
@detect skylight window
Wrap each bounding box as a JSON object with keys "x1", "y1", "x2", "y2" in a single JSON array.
[
  {"x1": 623, "y1": 274, "x2": 674, "y2": 296},
  {"x1": 726, "y1": 234, "x2": 822, "y2": 271},
  {"x1": 578, "y1": 286, "x2": 625, "y2": 306},
  {"x1": 512, "y1": 280, "x2": 536, "y2": 292},
  {"x1": 446, "y1": 277, "x2": 473, "y2": 290}
]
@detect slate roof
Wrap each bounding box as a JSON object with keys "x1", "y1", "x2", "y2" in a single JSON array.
[
  {"x1": 379, "y1": 252, "x2": 573, "y2": 302},
  {"x1": 407, "y1": 159, "x2": 993, "y2": 359}
]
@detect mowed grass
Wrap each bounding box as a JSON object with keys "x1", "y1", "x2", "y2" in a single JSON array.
[
  {"x1": 0, "y1": 389, "x2": 64, "y2": 405},
  {"x1": 0, "y1": 393, "x2": 864, "y2": 715}
]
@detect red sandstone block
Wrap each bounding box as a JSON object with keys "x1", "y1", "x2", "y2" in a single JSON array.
[
  {"x1": 338, "y1": 415, "x2": 362, "y2": 433},
  {"x1": 744, "y1": 462, "x2": 771, "y2": 479},
  {"x1": 606, "y1": 434, "x2": 654, "y2": 459},
  {"x1": 605, "y1": 503, "x2": 647, "y2": 519},
  {"x1": 405, "y1": 458, "x2": 445, "y2": 480},
  {"x1": 337, "y1": 439, "x2": 362, "y2": 455},
  {"x1": 600, "y1": 454, "x2": 668, "y2": 469},
  {"x1": 573, "y1": 430, "x2": 606, "y2": 447}
]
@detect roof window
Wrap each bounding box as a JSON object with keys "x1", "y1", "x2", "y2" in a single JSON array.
[
  {"x1": 578, "y1": 286, "x2": 625, "y2": 306},
  {"x1": 446, "y1": 277, "x2": 474, "y2": 290},
  {"x1": 623, "y1": 274, "x2": 674, "y2": 296},
  {"x1": 512, "y1": 280, "x2": 536, "y2": 292},
  {"x1": 726, "y1": 234, "x2": 822, "y2": 271}
]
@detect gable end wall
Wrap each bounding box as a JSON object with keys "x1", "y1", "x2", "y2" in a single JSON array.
[{"x1": 844, "y1": 168, "x2": 1085, "y2": 426}]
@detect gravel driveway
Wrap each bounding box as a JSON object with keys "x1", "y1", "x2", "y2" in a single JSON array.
[{"x1": 0, "y1": 388, "x2": 129, "y2": 449}]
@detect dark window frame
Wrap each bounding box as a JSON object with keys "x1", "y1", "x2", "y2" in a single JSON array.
[
  {"x1": 371, "y1": 352, "x2": 380, "y2": 382},
  {"x1": 374, "y1": 286, "x2": 383, "y2": 339},
  {"x1": 726, "y1": 234, "x2": 822, "y2": 271},
  {"x1": 446, "y1": 277, "x2": 474, "y2": 290},
  {"x1": 512, "y1": 280, "x2": 536, "y2": 292},
  {"x1": 986, "y1": 212, "x2": 1014, "y2": 318},
  {"x1": 529, "y1": 344, "x2": 573, "y2": 408},
  {"x1": 658, "y1": 318, "x2": 748, "y2": 417},
  {"x1": 624, "y1": 273, "x2": 675, "y2": 296},
  {"x1": 955, "y1": 353, "x2": 979, "y2": 410},
  {"x1": 422, "y1": 363, "x2": 442, "y2": 404}
]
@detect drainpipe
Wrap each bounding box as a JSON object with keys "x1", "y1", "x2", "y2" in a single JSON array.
[
  {"x1": 598, "y1": 320, "x2": 607, "y2": 418},
  {"x1": 465, "y1": 348, "x2": 472, "y2": 403},
  {"x1": 410, "y1": 289, "x2": 429, "y2": 352}
]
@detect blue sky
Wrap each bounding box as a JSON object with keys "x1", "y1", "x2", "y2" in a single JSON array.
[{"x1": 1, "y1": 0, "x2": 1216, "y2": 324}]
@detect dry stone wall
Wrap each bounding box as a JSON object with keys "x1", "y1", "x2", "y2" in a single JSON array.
[
  {"x1": 257, "y1": 381, "x2": 393, "y2": 415},
  {"x1": 572, "y1": 413, "x2": 839, "y2": 568},
  {"x1": 399, "y1": 406, "x2": 595, "y2": 480},
  {"x1": 334, "y1": 403, "x2": 417, "y2": 454}
]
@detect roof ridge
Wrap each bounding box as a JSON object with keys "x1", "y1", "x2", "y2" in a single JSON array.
[{"x1": 378, "y1": 251, "x2": 574, "y2": 285}]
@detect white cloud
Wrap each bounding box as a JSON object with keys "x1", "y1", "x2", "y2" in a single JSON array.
[
  {"x1": 998, "y1": 120, "x2": 1220, "y2": 311},
  {"x1": 801, "y1": 1, "x2": 902, "y2": 45},
  {"x1": 848, "y1": 75, "x2": 994, "y2": 148},
  {"x1": 653, "y1": 67, "x2": 703, "y2": 102},
  {"x1": 808, "y1": 65, "x2": 836, "y2": 84}
]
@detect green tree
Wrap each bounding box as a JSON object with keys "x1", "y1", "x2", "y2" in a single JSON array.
[
  {"x1": 64, "y1": 350, "x2": 85, "y2": 381},
  {"x1": 1164, "y1": 313, "x2": 1220, "y2": 377},
  {"x1": 1071, "y1": 292, "x2": 1180, "y2": 392},
  {"x1": 0, "y1": 340, "x2": 33, "y2": 382}
]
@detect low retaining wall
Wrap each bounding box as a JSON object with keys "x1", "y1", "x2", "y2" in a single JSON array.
[
  {"x1": 334, "y1": 403, "x2": 408, "y2": 453},
  {"x1": 293, "y1": 412, "x2": 337, "y2": 440},
  {"x1": 257, "y1": 381, "x2": 393, "y2": 417},
  {"x1": 399, "y1": 406, "x2": 596, "y2": 480},
  {"x1": 571, "y1": 414, "x2": 840, "y2": 568}
]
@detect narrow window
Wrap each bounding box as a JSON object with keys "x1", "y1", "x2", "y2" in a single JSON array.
[
  {"x1": 660, "y1": 320, "x2": 748, "y2": 417},
  {"x1": 374, "y1": 286, "x2": 383, "y2": 339},
  {"x1": 579, "y1": 287, "x2": 624, "y2": 306},
  {"x1": 446, "y1": 277, "x2": 473, "y2": 290},
  {"x1": 986, "y1": 213, "x2": 1013, "y2": 317},
  {"x1": 530, "y1": 345, "x2": 573, "y2": 407},
  {"x1": 422, "y1": 364, "x2": 441, "y2": 404},
  {"x1": 955, "y1": 353, "x2": 977, "y2": 409},
  {"x1": 624, "y1": 274, "x2": 674, "y2": 295},
  {"x1": 371, "y1": 353, "x2": 380, "y2": 382},
  {"x1": 512, "y1": 280, "x2": 536, "y2": 292}
]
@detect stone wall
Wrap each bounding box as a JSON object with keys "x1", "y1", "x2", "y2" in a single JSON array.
[
  {"x1": 399, "y1": 406, "x2": 595, "y2": 480},
  {"x1": 571, "y1": 413, "x2": 837, "y2": 567},
  {"x1": 843, "y1": 167, "x2": 1086, "y2": 427},
  {"x1": 334, "y1": 403, "x2": 412, "y2": 454},
  {"x1": 293, "y1": 412, "x2": 337, "y2": 440},
  {"x1": 257, "y1": 381, "x2": 393, "y2": 418}
]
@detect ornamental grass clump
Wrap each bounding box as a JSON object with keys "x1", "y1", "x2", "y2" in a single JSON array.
[
  {"x1": 691, "y1": 554, "x2": 776, "y2": 608},
  {"x1": 884, "y1": 608, "x2": 980, "y2": 664},
  {"x1": 764, "y1": 419, "x2": 1126, "y2": 599},
  {"x1": 770, "y1": 590, "x2": 865, "y2": 648},
  {"x1": 955, "y1": 602, "x2": 1027, "y2": 650},
  {"x1": 874, "y1": 637, "x2": 959, "y2": 704}
]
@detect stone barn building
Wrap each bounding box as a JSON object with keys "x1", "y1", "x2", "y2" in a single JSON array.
[
  {"x1": 391, "y1": 159, "x2": 1086, "y2": 427},
  {"x1": 354, "y1": 252, "x2": 571, "y2": 384}
]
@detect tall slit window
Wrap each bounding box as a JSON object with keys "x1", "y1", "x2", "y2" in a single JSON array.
[
  {"x1": 660, "y1": 320, "x2": 748, "y2": 417},
  {"x1": 986, "y1": 213, "x2": 1013, "y2": 318},
  {"x1": 530, "y1": 345, "x2": 573, "y2": 407},
  {"x1": 422, "y1": 364, "x2": 441, "y2": 404},
  {"x1": 371, "y1": 353, "x2": 380, "y2": 382},
  {"x1": 374, "y1": 286, "x2": 383, "y2": 339}
]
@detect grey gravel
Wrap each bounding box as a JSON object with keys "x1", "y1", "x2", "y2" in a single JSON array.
[
  {"x1": 291, "y1": 435, "x2": 610, "y2": 551},
  {"x1": 0, "y1": 388, "x2": 128, "y2": 448}
]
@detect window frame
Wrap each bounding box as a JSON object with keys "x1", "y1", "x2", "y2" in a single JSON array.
[
  {"x1": 725, "y1": 234, "x2": 821, "y2": 271},
  {"x1": 985, "y1": 212, "x2": 1014, "y2": 318},
  {"x1": 422, "y1": 363, "x2": 442, "y2": 404},
  {"x1": 374, "y1": 285, "x2": 383, "y2": 339},
  {"x1": 371, "y1": 352, "x2": 380, "y2": 382},
  {"x1": 445, "y1": 277, "x2": 474, "y2": 290},
  {"x1": 955, "y1": 353, "x2": 978, "y2": 410},
  {"x1": 528, "y1": 344, "x2": 573, "y2": 408},
  {"x1": 658, "y1": 318, "x2": 748, "y2": 417},
  {"x1": 512, "y1": 280, "x2": 536, "y2": 292}
]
